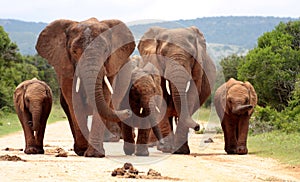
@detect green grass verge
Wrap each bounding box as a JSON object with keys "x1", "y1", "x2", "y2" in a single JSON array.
[
  {"x1": 0, "y1": 104, "x2": 66, "y2": 137},
  {"x1": 248, "y1": 131, "x2": 300, "y2": 165}
]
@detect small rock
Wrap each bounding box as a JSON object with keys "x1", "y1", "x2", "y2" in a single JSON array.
[{"x1": 204, "y1": 138, "x2": 214, "y2": 143}]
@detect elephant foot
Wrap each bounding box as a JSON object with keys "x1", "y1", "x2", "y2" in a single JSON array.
[
  {"x1": 237, "y1": 146, "x2": 248, "y2": 155},
  {"x1": 173, "y1": 142, "x2": 190, "y2": 154},
  {"x1": 123, "y1": 142, "x2": 135, "y2": 155},
  {"x1": 157, "y1": 143, "x2": 173, "y2": 153},
  {"x1": 225, "y1": 147, "x2": 237, "y2": 154},
  {"x1": 74, "y1": 144, "x2": 88, "y2": 156},
  {"x1": 84, "y1": 146, "x2": 105, "y2": 158},
  {"x1": 135, "y1": 145, "x2": 149, "y2": 156},
  {"x1": 25, "y1": 146, "x2": 42, "y2": 154}
]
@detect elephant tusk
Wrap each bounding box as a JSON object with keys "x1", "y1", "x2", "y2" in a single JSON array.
[
  {"x1": 155, "y1": 106, "x2": 161, "y2": 113},
  {"x1": 186, "y1": 81, "x2": 191, "y2": 92},
  {"x1": 140, "y1": 107, "x2": 143, "y2": 114},
  {"x1": 104, "y1": 75, "x2": 114, "y2": 94},
  {"x1": 166, "y1": 80, "x2": 171, "y2": 95},
  {"x1": 87, "y1": 115, "x2": 93, "y2": 132},
  {"x1": 76, "y1": 77, "x2": 80, "y2": 93}
]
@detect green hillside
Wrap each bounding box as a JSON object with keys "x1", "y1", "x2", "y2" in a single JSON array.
[{"x1": 0, "y1": 16, "x2": 297, "y2": 59}]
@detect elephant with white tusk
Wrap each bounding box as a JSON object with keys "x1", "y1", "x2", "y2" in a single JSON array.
[
  {"x1": 112, "y1": 56, "x2": 165, "y2": 156},
  {"x1": 36, "y1": 18, "x2": 135, "y2": 157},
  {"x1": 138, "y1": 26, "x2": 216, "y2": 154}
]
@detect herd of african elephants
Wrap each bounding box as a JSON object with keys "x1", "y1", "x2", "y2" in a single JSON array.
[{"x1": 13, "y1": 17, "x2": 257, "y2": 157}]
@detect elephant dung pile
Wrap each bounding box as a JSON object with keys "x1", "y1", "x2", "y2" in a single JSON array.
[
  {"x1": 0, "y1": 154, "x2": 26, "y2": 162},
  {"x1": 111, "y1": 162, "x2": 180, "y2": 180}
]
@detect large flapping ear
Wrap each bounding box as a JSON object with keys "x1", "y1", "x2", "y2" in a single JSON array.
[
  {"x1": 101, "y1": 19, "x2": 136, "y2": 77},
  {"x1": 244, "y1": 81, "x2": 258, "y2": 115},
  {"x1": 35, "y1": 19, "x2": 74, "y2": 77}
]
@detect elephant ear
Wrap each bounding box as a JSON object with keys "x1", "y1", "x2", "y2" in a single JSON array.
[
  {"x1": 101, "y1": 19, "x2": 136, "y2": 77},
  {"x1": 35, "y1": 19, "x2": 75, "y2": 79},
  {"x1": 244, "y1": 81, "x2": 258, "y2": 115},
  {"x1": 189, "y1": 26, "x2": 216, "y2": 103},
  {"x1": 138, "y1": 27, "x2": 166, "y2": 73},
  {"x1": 13, "y1": 81, "x2": 29, "y2": 112}
]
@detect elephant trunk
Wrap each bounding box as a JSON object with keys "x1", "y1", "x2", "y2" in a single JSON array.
[
  {"x1": 148, "y1": 98, "x2": 164, "y2": 145},
  {"x1": 31, "y1": 107, "x2": 42, "y2": 131},
  {"x1": 232, "y1": 104, "x2": 253, "y2": 115},
  {"x1": 79, "y1": 44, "x2": 131, "y2": 122},
  {"x1": 165, "y1": 64, "x2": 200, "y2": 131}
]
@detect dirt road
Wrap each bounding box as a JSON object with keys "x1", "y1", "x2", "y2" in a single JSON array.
[{"x1": 0, "y1": 120, "x2": 299, "y2": 181}]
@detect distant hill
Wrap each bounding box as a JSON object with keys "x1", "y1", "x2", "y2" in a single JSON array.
[{"x1": 0, "y1": 16, "x2": 297, "y2": 62}]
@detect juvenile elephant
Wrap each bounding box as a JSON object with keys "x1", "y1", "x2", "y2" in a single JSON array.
[
  {"x1": 113, "y1": 56, "x2": 164, "y2": 156},
  {"x1": 214, "y1": 78, "x2": 257, "y2": 154},
  {"x1": 13, "y1": 78, "x2": 52, "y2": 154},
  {"x1": 36, "y1": 18, "x2": 135, "y2": 157},
  {"x1": 138, "y1": 26, "x2": 216, "y2": 154}
]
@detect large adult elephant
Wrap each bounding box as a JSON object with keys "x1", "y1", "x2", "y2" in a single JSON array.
[
  {"x1": 36, "y1": 18, "x2": 135, "y2": 157},
  {"x1": 138, "y1": 26, "x2": 216, "y2": 154}
]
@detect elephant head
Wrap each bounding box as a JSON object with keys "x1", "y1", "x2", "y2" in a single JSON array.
[
  {"x1": 215, "y1": 78, "x2": 257, "y2": 118},
  {"x1": 138, "y1": 26, "x2": 216, "y2": 131},
  {"x1": 36, "y1": 18, "x2": 135, "y2": 122},
  {"x1": 14, "y1": 78, "x2": 53, "y2": 131}
]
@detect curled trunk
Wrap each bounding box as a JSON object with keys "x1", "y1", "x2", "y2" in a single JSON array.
[{"x1": 232, "y1": 104, "x2": 253, "y2": 115}]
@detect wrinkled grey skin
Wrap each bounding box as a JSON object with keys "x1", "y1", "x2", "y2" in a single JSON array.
[
  {"x1": 14, "y1": 78, "x2": 52, "y2": 154},
  {"x1": 214, "y1": 78, "x2": 257, "y2": 154},
  {"x1": 138, "y1": 26, "x2": 216, "y2": 154},
  {"x1": 112, "y1": 56, "x2": 164, "y2": 156},
  {"x1": 36, "y1": 18, "x2": 135, "y2": 157}
]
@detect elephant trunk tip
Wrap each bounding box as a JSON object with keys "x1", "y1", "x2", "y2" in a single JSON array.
[{"x1": 233, "y1": 105, "x2": 253, "y2": 115}]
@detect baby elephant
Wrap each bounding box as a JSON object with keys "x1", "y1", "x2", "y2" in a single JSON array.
[
  {"x1": 13, "y1": 78, "x2": 52, "y2": 154},
  {"x1": 214, "y1": 78, "x2": 257, "y2": 154}
]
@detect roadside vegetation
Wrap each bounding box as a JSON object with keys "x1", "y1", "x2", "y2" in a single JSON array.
[{"x1": 219, "y1": 20, "x2": 300, "y2": 165}]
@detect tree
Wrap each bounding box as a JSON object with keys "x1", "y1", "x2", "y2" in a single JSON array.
[
  {"x1": 238, "y1": 20, "x2": 300, "y2": 111},
  {"x1": 219, "y1": 54, "x2": 245, "y2": 81}
]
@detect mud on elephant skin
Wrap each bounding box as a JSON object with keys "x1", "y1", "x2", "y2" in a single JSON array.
[
  {"x1": 214, "y1": 78, "x2": 257, "y2": 155},
  {"x1": 36, "y1": 18, "x2": 135, "y2": 157},
  {"x1": 112, "y1": 56, "x2": 165, "y2": 156},
  {"x1": 13, "y1": 78, "x2": 53, "y2": 154},
  {"x1": 138, "y1": 26, "x2": 216, "y2": 154}
]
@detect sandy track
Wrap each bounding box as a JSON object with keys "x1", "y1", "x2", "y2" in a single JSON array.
[{"x1": 0, "y1": 121, "x2": 299, "y2": 181}]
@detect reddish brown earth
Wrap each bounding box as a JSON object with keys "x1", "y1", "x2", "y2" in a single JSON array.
[{"x1": 0, "y1": 121, "x2": 299, "y2": 181}]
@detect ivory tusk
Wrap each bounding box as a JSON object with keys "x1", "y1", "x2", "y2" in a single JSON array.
[
  {"x1": 140, "y1": 107, "x2": 143, "y2": 114},
  {"x1": 76, "y1": 77, "x2": 80, "y2": 93},
  {"x1": 87, "y1": 115, "x2": 93, "y2": 132},
  {"x1": 155, "y1": 106, "x2": 161, "y2": 113},
  {"x1": 186, "y1": 81, "x2": 191, "y2": 92},
  {"x1": 166, "y1": 80, "x2": 171, "y2": 95},
  {"x1": 104, "y1": 75, "x2": 114, "y2": 94}
]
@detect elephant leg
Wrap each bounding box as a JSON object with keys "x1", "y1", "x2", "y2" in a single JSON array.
[
  {"x1": 19, "y1": 113, "x2": 39, "y2": 154},
  {"x1": 173, "y1": 122, "x2": 190, "y2": 154},
  {"x1": 135, "y1": 128, "x2": 151, "y2": 156},
  {"x1": 236, "y1": 116, "x2": 250, "y2": 154},
  {"x1": 60, "y1": 87, "x2": 88, "y2": 156},
  {"x1": 121, "y1": 122, "x2": 135, "y2": 155},
  {"x1": 155, "y1": 115, "x2": 174, "y2": 153},
  {"x1": 221, "y1": 116, "x2": 237, "y2": 154},
  {"x1": 84, "y1": 110, "x2": 105, "y2": 157}
]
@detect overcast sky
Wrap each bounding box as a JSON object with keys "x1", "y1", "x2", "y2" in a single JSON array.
[{"x1": 1, "y1": 0, "x2": 299, "y2": 23}]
